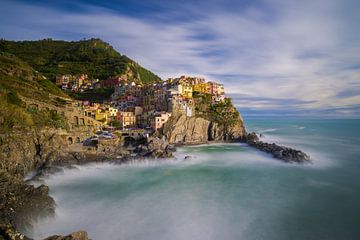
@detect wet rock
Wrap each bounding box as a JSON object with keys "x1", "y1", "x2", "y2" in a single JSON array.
[
  {"x1": 135, "y1": 137, "x2": 175, "y2": 158},
  {"x1": 0, "y1": 171, "x2": 55, "y2": 232},
  {"x1": 0, "y1": 223, "x2": 32, "y2": 240},
  {"x1": 43, "y1": 230, "x2": 89, "y2": 240},
  {"x1": 246, "y1": 133, "x2": 311, "y2": 163}
]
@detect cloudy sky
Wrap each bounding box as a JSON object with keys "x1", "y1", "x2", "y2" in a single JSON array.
[{"x1": 1, "y1": 0, "x2": 359, "y2": 117}]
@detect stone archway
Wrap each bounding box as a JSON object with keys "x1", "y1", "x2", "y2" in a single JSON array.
[
  {"x1": 76, "y1": 137, "x2": 81, "y2": 143},
  {"x1": 67, "y1": 137, "x2": 73, "y2": 145}
]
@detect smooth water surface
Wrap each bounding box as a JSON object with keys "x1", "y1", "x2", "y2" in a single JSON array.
[{"x1": 30, "y1": 119, "x2": 360, "y2": 240}]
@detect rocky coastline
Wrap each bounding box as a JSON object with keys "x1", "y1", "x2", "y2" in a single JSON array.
[
  {"x1": 0, "y1": 119, "x2": 311, "y2": 239},
  {"x1": 246, "y1": 132, "x2": 311, "y2": 163},
  {"x1": 0, "y1": 129, "x2": 176, "y2": 240}
]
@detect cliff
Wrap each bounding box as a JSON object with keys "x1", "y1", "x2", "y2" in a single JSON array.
[{"x1": 162, "y1": 113, "x2": 246, "y2": 144}]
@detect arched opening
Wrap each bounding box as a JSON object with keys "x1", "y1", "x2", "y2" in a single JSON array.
[
  {"x1": 76, "y1": 137, "x2": 81, "y2": 143},
  {"x1": 67, "y1": 137, "x2": 73, "y2": 145},
  {"x1": 80, "y1": 118, "x2": 85, "y2": 125},
  {"x1": 124, "y1": 136, "x2": 136, "y2": 147}
]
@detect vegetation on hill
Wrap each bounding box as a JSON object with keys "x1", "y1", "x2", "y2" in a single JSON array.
[
  {"x1": 0, "y1": 38, "x2": 161, "y2": 83},
  {"x1": 0, "y1": 52, "x2": 67, "y2": 101},
  {"x1": 0, "y1": 52, "x2": 68, "y2": 132},
  {"x1": 193, "y1": 91, "x2": 240, "y2": 127},
  {"x1": 67, "y1": 88, "x2": 114, "y2": 103}
]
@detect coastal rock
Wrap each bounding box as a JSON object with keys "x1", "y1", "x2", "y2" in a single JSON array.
[
  {"x1": 0, "y1": 170, "x2": 55, "y2": 232},
  {"x1": 0, "y1": 224, "x2": 32, "y2": 240},
  {"x1": 135, "y1": 137, "x2": 175, "y2": 158},
  {"x1": 162, "y1": 114, "x2": 246, "y2": 144},
  {"x1": 43, "y1": 230, "x2": 89, "y2": 240},
  {"x1": 246, "y1": 132, "x2": 311, "y2": 163}
]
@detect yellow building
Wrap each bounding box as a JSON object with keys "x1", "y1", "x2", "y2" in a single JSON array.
[
  {"x1": 193, "y1": 83, "x2": 210, "y2": 94},
  {"x1": 178, "y1": 83, "x2": 193, "y2": 98},
  {"x1": 95, "y1": 112, "x2": 107, "y2": 122},
  {"x1": 95, "y1": 109, "x2": 110, "y2": 123}
]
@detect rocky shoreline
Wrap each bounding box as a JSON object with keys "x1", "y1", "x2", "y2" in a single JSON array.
[
  {"x1": 0, "y1": 129, "x2": 177, "y2": 240},
  {"x1": 0, "y1": 128, "x2": 311, "y2": 240},
  {"x1": 246, "y1": 132, "x2": 311, "y2": 163}
]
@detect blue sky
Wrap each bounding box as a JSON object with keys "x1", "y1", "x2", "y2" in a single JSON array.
[{"x1": 1, "y1": 0, "x2": 360, "y2": 117}]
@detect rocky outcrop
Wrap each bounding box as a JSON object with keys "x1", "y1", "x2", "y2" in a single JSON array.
[
  {"x1": 246, "y1": 132, "x2": 311, "y2": 163},
  {"x1": 0, "y1": 171, "x2": 55, "y2": 232},
  {"x1": 162, "y1": 114, "x2": 246, "y2": 144},
  {"x1": 0, "y1": 129, "x2": 69, "y2": 177},
  {"x1": 43, "y1": 231, "x2": 89, "y2": 240},
  {"x1": 0, "y1": 129, "x2": 103, "y2": 238},
  {"x1": 0, "y1": 224, "x2": 89, "y2": 240},
  {"x1": 0, "y1": 128, "x2": 179, "y2": 239},
  {"x1": 134, "y1": 137, "x2": 175, "y2": 158},
  {"x1": 0, "y1": 224, "x2": 32, "y2": 240}
]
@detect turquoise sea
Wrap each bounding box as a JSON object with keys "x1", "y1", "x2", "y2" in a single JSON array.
[{"x1": 30, "y1": 118, "x2": 360, "y2": 240}]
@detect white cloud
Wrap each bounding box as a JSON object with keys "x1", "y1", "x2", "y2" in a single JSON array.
[{"x1": 0, "y1": 0, "x2": 359, "y2": 116}]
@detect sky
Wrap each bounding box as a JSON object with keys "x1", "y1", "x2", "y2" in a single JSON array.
[{"x1": 0, "y1": 0, "x2": 359, "y2": 118}]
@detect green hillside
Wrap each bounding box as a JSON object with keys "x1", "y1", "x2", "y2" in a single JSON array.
[
  {"x1": 0, "y1": 52, "x2": 69, "y2": 132},
  {"x1": 0, "y1": 38, "x2": 161, "y2": 83}
]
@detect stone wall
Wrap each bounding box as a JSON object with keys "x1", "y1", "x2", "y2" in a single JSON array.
[{"x1": 21, "y1": 96, "x2": 104, "y2": 131}]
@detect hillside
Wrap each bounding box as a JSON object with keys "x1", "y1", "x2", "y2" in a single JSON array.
[
  {"x1": 0, "y1": 52, "x2": 70, "y2": 132},
  {"x1": 0, "y1": 38, "x2": 161, "y2": 84}
]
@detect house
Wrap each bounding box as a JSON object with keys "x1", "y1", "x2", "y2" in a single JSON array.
[
  {"x1": 208, "y1": 81, "x2": 225, "y2": 95},
  {"x1": 55, "y1": 75, "x2": 72, "y2": 86},
  {"x1": 95, "y1": 109, "x2": 108, "y2": 122},
  {"x1": 212, "y1": 94, "x2": 226, "y2": 103},
  {"x1": 108, "y1": 107, "x2": 118, "y2": 117},
  {"x1": 116, "y1": 111, "x2": 136, "y2": 129},
  {"x1": 151, "y1": 112, "x2": 171, "y2": 130},
  {"x1": 193, "y1": 83, "x2": 211, "y2": 94}
]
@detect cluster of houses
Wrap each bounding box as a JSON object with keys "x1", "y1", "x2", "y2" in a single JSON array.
[
  {"x1": 56, "y1": 75, "x2": 226, "y2": 131},
  {"x1": 55, "y1": 74, "x2": 101, "y2": 92}
]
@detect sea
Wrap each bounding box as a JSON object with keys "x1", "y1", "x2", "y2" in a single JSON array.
[{"x1": 29, "y1": 118, "x2": 360, "y2": 240}]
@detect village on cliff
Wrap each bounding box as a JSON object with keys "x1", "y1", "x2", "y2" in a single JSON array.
[{"x1": 54, "y1": 74, "x2": 227, "y2": 139}]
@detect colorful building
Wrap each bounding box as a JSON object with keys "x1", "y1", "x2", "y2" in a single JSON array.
[
  {"x1": 193, "y1": 83, "x2": 211, "y2": 94},
  {"x1": 108, "y1": 107, "x2": 118, "y2": 117},
  {"x1": 95, "y1": 109, "x2": 108, "y2": 123},
  {"x1": 151, "y1": 112, "x2": 172, "y2": 130},
  {"x1": 208, "y1": 81, "x2": 225, "y2": 95},
  {"x1": 116, "y1": 111, "x2": 136, "y2": 129}
]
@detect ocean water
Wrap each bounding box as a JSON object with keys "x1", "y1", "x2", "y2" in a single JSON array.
[{"x1": 29, "y1": 118, "x2": 360, "y2": 240}]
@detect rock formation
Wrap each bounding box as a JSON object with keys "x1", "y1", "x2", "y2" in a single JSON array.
[
  {"x1": 43, "y1": 231, "x2": 89, "y2": 240},
  {"x1": 162, "y1": 113, "x2": 246, "y2": 144},
  {"x1": 246, "y1": 132, "x2": 311, "y2": 163},
  {"x1": 0, "y1": 224, "x2": 89, "y2": 240}
]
